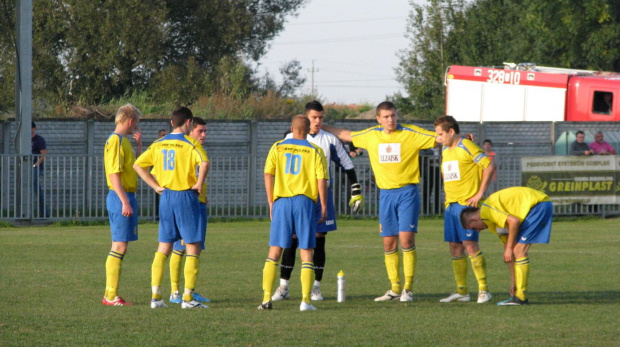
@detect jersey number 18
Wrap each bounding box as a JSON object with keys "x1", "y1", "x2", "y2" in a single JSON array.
[{"x1": 162, "y1": 149, "x2": 176, "y2": 171}]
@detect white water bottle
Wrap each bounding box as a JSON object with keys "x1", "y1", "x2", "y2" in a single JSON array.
[{"x1": 337, "y1": 270, "x2": 346, "y2": 302}]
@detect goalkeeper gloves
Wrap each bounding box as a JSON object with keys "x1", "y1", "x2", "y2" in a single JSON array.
[{"x1": 349, "y1": 183, "x2": 364, "y2": 213}]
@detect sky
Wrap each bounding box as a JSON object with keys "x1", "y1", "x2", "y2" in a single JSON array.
[{"x1": 257, "y1": 0, "x2": 413, "y2": 106}]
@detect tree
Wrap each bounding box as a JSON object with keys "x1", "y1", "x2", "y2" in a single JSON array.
[
  {"x1": 395, "y1": 0, "x2": 620, "y2": 119},
  {"x1": 0, "y1": 0, "x2": 307, "y2": 111}
]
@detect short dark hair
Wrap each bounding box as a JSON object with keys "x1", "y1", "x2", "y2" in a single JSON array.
[
  {"x1": 376, "y1": 101, "x2": 396, "y2": 116},
  {"x1": 483, "y1": 139, "x2": 493, "y2": 146},
  {"x1": 191, "y1": 116, "x2": 206, "y2": 129},
  {"x1": 459, "y1": 206, "x2": 480, "y2": 229},
  {"x1": 305, "y1": 100, "x2": 324, "y2": 114},
  {"x1": 171, "y1": 106, "x2": 193, "y2": 128},
  {"x1": 32, "y1": 121, "x2": 36, "y2": 129},
  {"x1": 434, "y1": 115, "x2": 460, "y2": 134},
  {"x1": 576, "y1": 130, "x2": 585, "y2": 136}
]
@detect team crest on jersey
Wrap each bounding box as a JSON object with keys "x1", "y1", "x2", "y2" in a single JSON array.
[
  {"x1": 378, "y1": 143, "x2": 401, "y2": 163},
  {"x1": 442, "y1": 160, "x2": 461, "y2": 181}
]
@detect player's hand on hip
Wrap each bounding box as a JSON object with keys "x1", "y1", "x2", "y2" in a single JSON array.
[{"x1": 349, "y1": 183, "x2": 364, "y2": 213}]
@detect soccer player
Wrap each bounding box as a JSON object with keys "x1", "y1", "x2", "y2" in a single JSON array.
[
  {"x1": 272, "y1": 101, "x2": 364, "y2": 302},
  {"x1": 460, "y1": 187, "x2": 553, "y2": 306},
  {"x1": 168, "y1": 117, "x2": 211, "y2": 304},
  {"x1": 259, "y1": 115, "x2": 328, "y2": 311},
  {"x1": 134, "y1": 106, "x2": 209, "y2": 309},
  {"x1": 434, "y1": 115, "x2": 494, "y2": 304},
  {"x1": 102, "y1": 104, "x2": 142, "y2": 306},
  {"x1": 323, "y1": 101, "x2": 436, "y2": 302}
]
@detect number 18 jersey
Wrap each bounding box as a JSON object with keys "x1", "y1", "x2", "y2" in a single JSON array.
[
  {"x1": 264, "y1": 138, "x2": 328, "y2": 202},
  {"x1": 135, "y1": 133, "x2": 208, "y2": 191}
]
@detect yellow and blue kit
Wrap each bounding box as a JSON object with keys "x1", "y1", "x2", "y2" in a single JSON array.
[
  {"x1": 481, "y1": 187, "x2": 553, "y2": 244},
  {"x1": 104, "y1": 133, "x2": 138, "y2": 241},
  {"x1": 264, "y1": 138, "x2": 328, "y2": 249}
]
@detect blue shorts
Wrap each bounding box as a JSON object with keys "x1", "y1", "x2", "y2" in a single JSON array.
[
  {"x1": 379, "y1": 185, "x2": 419, "y2": 237},
  {"x1": 270, "y1": 195, "x2": 316, "y2": 249},
  {"x1": 107, "y1": 191, "x2": 138, "y2": 242},
  {"x1": 174, "y1": 203, "x2": 207, "y2": 251},
  {"x1": 159, "y1": 189, "x2": 201, "y2": 244},
  {"x1": 444, "y1": 202, "x2": 479, "y2": 243},
  {"x1": 518, "y1": 201, "x2": 553, "y2": 244},
  {"x1": 315, "y1": 186, "x2": 337, "y2": 233}
]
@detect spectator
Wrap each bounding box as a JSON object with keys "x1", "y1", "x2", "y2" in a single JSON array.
[
  {"x1": 31, "y1": 121, "x2": 49, "y2": 217},
  {"x1": 569, "y1": 131, "x2": 593, "y2": 156},
  {"x1": 158, "y1": 129, "x2": 167, "y2": 139},
  {"x1": 589, "y1": 131, "x2": 617, "y2": 155},
  {"x1": 483, "y1": 139, "x2": 497, "y2": 182}
]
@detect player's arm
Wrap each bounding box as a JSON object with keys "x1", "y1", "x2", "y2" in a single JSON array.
[
  {"x1": 503, "y1": 215, "x2": 521, "y2": 263},
  {"x1": 191, "y1": 161, "x2": 208, "y2": 194},
  {"x1": 264, "y1": 173, "x2": 275, "y2": 220},
  {"x1": 322, "y1": 124, "x2": 352, "y2": 143},
  {"x1": 133, "y1": 164, "x2": 164, "y2": 194},
  {"x1": 108, "y1": 172, "x2": 133, "y2": 217},
  {"x1": 317, "y1": 178, "x2": 328, "y2": 224},
  {"x1": 467, "y1": 164, "x2": 494, "y2": 206}
]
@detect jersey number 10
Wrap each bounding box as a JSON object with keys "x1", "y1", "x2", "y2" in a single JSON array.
[
  {"x1": 162, "y1": 149, "x2": 176, "y2": 171},
  {"x1": 284, "y1": 153, "x2": 302, "y2": 175}
]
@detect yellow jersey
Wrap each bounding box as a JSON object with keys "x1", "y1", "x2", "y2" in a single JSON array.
[
  {"x1": 135, "y1": 133, "x2": 207, "y2": 191},
  {"x1": 442, "y1": 138, "x2": 491, "y2": 207},
  {"x1": 264, "y1": 138, "x2": 328, "y2": 202},
  {"x1": 351, "y1": 124, "x2": 436, "y2": 189},
  {"x1": 481, "y1": 187, "x2": 550, "y2": 235},
  {"x1": 104, "y1": 133, "x2": 138, "y2": 193},
  {"x1": 196, "y1": 145, "x2": 209, "y2": 204}
]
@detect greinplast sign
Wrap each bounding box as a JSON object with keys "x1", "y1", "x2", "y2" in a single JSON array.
[{"x1": 521, "y1": 156, "x2": 620, "y2": 205}]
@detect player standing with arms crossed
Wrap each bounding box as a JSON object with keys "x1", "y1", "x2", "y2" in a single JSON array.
[
  {"x1": 134, "y1": 107, "x2": 208, "y2": 309},
  {"x1": 272, "y1": 101, "x2": 364, "y2": 302},
  {"x1": 434, "y1": 116, "x2": 494, "y2": 304},
  {"x1": 259, "y1": 116, "x2": 328, "y2": 311},
  {"x1": 323, "y1": 101, "x2": 436, "y2": 302},
  {"x1": 102, "y1": 104, "x2": 142, "y2": 306},
  {"x1": 168, "y1": 117, "x2": 211, "y2": 304}
]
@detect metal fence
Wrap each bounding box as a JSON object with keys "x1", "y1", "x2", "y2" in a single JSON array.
[{"x1": 0, "y1": 154, "x2": 617, "y2": 223}]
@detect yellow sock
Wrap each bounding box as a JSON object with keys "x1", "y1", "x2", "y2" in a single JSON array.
[
  {"x1": 300, "y1": 262, "x2": 315, "y2": 303},
  {"x1": 170, "y1": 250, "x2": 185, "y2": 294},
  {"x1": 452, "y1": 255, "x2": 468, "y2": 295},
  {"x1": 469, "y1": 250, "x2": 488, "y2": 292},
  {"x1": 105, "y1": 251, "x2": 124, "y2": 300},
  {"x1": 151, "y1": 252, "x2": 168, "y2": 300},
  {"x1": 384, "y1": 249, "x2": 401, "y2": 293},
  {"x1": 182, "y1": 254, "x2": 200, "y2": 302},
  {"x1": 515, "y1": 257, "x2": 530, "y2": 301},
  {"x1": 402, "y1": 246, "x2": 416, "y2": 291},
  {"x1": 262, "y1": 258, "x2": 279, "y2": 303}
]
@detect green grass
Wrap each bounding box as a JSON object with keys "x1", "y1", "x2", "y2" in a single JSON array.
[{"x1": 1, "y1": 218, "x2": 618, "y2": 346}]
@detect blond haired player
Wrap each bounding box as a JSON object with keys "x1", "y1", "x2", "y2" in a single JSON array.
[
  {"x1": 434, "y1": 115, "x2": 494, "y2": 304},
  {"x1": 323, "y1": 101, "x2": 436, "y2": 302},
  {"x1": 102, "y1": 104, "x2": 142, "y2": 306}
]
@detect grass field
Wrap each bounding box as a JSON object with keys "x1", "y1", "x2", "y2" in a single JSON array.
[{"x1": 1, "y1": 218, "x2": 619, "y2": 346}]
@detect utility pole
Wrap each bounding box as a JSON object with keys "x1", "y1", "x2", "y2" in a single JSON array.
[{"x1": 307, "y1": 60, "x2": 319, "y2": 97}]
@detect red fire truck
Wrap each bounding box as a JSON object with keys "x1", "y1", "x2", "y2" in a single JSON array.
[{"x1": 445, "y1": 63, "x2": 620, "y2": 122}]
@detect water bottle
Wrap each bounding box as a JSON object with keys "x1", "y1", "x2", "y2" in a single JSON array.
[{"x1": 337, "y1": 270, "x2": 346, "y2": 302}]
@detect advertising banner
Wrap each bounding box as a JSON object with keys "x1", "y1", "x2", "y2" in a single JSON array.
[{"x1": 521, "y1": 156, "x2": 620, "y2": 205}]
